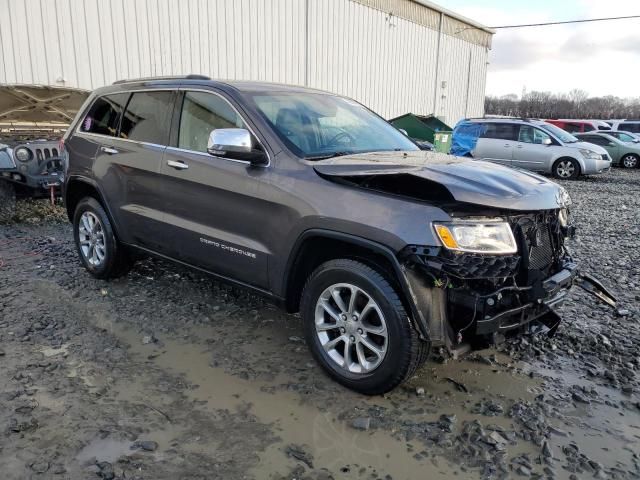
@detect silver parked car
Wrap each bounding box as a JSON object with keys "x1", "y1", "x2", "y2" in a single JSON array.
[{"x1": 464, "y1": 118, "x2": 611, "y2": 179}]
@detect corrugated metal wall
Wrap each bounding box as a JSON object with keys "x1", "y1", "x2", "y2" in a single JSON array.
[{"x1": 0, "y1": 0, "x2": 491, "y2": 124}]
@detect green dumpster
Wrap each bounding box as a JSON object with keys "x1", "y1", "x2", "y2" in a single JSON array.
[
  {"x1": 388, "y1": 113, "x2": 452, "y2": 144},
  {"x1": 433, "y1": 131, "x2": 453, "y2": 153}
]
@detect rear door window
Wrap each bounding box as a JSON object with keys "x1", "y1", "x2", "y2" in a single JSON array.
[
  {"x1": 120, "y1": 91, "x2": 174, "y2": 145},
  {"x1": 177, "y1": 91, "x2": 247, "y2": 153},
  {"x1": 80, "y1": 93, "x2": 129, "y2": 137},
  {"x1": 480, "y1": 123, "x2": 518, "y2": 141}
]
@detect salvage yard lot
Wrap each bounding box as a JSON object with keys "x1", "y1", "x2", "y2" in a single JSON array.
[{"x1": 1, "y1": 169, "x2": 639, "y2": 480}]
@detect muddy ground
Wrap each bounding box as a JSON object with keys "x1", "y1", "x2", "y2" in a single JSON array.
[{"x1": 1, "y1": 169, "x2": 639, "y2": 480}]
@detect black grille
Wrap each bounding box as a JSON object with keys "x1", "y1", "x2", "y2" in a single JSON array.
[
  {"x1": 524, "y1": 223, "x2": 553, "y2": 270},
  {"x1": 442, "y1": 253, "x2": 520, "y2": 279}
]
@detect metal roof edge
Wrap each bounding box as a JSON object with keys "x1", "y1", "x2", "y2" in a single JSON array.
[{"x1": 411, "y1": 0, "x2": 495, "y2": 34}]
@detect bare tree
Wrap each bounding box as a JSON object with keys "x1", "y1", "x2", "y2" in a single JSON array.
[{"x1": 485, "y1": 91, "x2": 640, "y2": 119}]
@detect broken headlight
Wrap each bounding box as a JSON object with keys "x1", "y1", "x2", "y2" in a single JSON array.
[{"x1": 433, "y1": 220, "x2": 517, "y2": 255}]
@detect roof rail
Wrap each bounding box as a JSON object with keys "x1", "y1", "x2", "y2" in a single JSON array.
[
  {"x1": 112, "y1": 74, "x2": 211, "y2": 85},
  {"x1": 465, "y1": 116, "x2": 536, "y2": 122}
]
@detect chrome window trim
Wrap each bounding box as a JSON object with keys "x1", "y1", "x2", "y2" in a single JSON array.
[
  {"x1": 74, "y1": 87, "x2": 271, "y2": 168},
  {"x1": 75, "y1": 131, "x2": 166, "y2": 150}
]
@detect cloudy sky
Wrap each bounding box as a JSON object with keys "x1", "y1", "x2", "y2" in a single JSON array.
[{"x1": 436, "y1": 0, "x2": 640, "y2": 98}]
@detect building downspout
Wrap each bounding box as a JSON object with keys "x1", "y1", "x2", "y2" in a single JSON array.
[
  {"x1": 464, "y1": 45, "x2": 472, "y2": 118},
  {"x1": 304, "y1": 0, "x2": 309, "y2": 86},
  {"x1": 432, "y1": 12, "x2": 443, "y2": 117}
]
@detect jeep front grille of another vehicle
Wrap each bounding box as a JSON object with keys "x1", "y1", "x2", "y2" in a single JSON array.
[{"x1": 34, "y1": 147, "x2": 59, "y2": 163}]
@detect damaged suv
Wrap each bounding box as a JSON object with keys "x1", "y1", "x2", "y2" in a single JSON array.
[{"x1": 63, "y1": 77, "x2": 615, "y2": 395}]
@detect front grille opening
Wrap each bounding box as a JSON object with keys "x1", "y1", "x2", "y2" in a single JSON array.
[{"x1": 513, "y1": 214, "x2": 559, "y2": 278}]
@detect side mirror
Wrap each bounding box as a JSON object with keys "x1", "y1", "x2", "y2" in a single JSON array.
[
  {"x1": 207, "y1": 128, "x2": 268, "y2": 166},
  {"x1": 542, "y1": 138, "x2": 552, "y2": 146}
]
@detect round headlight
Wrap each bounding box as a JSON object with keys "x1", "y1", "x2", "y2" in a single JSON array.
[{"x1": 14, "y1": 147, "x2": 32, "y2": 162}]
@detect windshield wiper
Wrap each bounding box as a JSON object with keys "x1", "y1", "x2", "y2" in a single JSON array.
[{"x1": 305, "y1": 151, "x2": 354, "y2": 161}]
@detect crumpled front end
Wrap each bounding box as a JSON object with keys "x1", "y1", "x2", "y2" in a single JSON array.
[{"x1": 400, "y1": 209, "x2": 590, "y2": 347}]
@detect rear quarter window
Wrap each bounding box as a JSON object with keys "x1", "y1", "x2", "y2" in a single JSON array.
[
  {"x1": 480, "y1": 123, "x2": 518, "y2": 141},
  {"x1": 79, "y1": 93, "x2": 129, "y2": 137}
]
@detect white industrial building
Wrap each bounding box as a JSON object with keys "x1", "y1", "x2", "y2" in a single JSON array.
[{"x1": 0, "y1": 0, "x2": 493, "y2": 125}]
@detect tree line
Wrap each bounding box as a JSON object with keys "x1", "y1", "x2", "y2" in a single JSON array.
[{"x1": 484, "y1": 89, "x2": 640, "y2": 120}]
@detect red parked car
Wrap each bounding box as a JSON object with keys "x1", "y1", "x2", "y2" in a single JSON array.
[{"x1": 545, "y1": 119, "x2": 611, "y2": 134}]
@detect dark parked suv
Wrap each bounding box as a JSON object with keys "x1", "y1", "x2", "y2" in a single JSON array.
[{"x1": 62, "y1": 76, "x2": 614, "y2": 394}]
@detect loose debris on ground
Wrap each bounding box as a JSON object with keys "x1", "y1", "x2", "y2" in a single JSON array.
[{"x1": 0, "y1": 169, "x2": 639, "y2": 479}]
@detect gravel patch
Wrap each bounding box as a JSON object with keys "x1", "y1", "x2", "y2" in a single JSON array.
[{"x1": 1, "y1": 169, "x2": 639, "y2": 479}]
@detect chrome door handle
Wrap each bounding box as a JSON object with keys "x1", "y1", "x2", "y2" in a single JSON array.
[
  {"x1": 100, "y1": 146, "x2": 119, "y2": 155},
  {"x1": 167, "y1": 160, "x2": 189, "y2": 170}
]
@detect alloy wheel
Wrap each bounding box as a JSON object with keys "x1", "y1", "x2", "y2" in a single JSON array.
[
  {"x1": 622, "y1": 155, "x2": 638, "y2": 168},
  {"x1": 78, "y1": 211, "x2": 106, "y2": 267},
  {"x1": 556, "y1": 160, "x2": 575, "y2": 178},
  {"x1": 314, "y1": 283, "x2": 388, "y2": 374}
]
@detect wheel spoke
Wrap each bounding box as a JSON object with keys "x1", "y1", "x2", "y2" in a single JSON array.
[
  {"x1": 323, "y1": 335, "x2": 345, "y2": 352},
  {"x1": 355, "y1": 342, "x2": 368, "y2": 369},
  {"x1": 316, "y1": 321, "x2": 339, "y2": 332},
  {"x1": 320, "y1": 300, "x2": 342, "y2": 323},
  {"x1": 360, "y1": 337, "x2": 384, "y2": 358},
  {"x1": 331, "y1": 287, "x2": 348, "y2": 313},
  {"x1": 343, "y1": 341, "x2": 353, "y2": 369},
  {"x1": 347, "y1": 286, "x2": 358, "y2": 314},
  {"x1": 362, "y1": 321, "x2": 386, "y2": 336},
  {"x1": 81, "y1": 215, "x2": 91, "y2": 232},
  {"x1": 358, "y1": 300, "x2": 375, "y2": 320}
]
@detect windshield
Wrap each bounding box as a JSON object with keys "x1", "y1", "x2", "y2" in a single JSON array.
[
  {"x1": 248, "y1": 92, "x2": 418, "y2": 159},
  {"x1": 538, "y1": 123, "x2": 579, "y2": 143}
]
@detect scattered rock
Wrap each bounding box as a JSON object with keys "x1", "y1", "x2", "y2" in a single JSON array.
[
  {"x1": 351, "y1": 417, "x2": 371, "y2": 431},
  {"x1": 131, "y1": 440, "x2": 158, "y2": 452}
]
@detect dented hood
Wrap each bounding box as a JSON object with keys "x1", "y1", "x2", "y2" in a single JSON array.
[{"x1": 313, "y1": 151, "x2": 571, "y2": 211}]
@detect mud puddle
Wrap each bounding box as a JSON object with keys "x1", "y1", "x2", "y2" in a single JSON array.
[{"x1": 103, "y1": 321, "x2": 462, "y2": 479}]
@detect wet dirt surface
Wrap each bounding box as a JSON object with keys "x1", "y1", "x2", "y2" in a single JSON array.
[{"x1": 1, "y1": 168, "x2": 639, "y2": 479}]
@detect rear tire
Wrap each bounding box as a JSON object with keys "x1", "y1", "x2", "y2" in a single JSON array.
[
  {"x1": 300, "y1": 259, "x2": 429, "y2": 395},
  {"x1": 552, "y1": 158, "x2": 580, "y2": 179},
  {"x1": 73, "y1": 196, "x2": 133, "y2": 279},
  {"x1": 621, "y1": 154, "x2": 639, "y2": 169},
  {"x1": 0, "y1": 181, "x2": 16, "y2": 223}
]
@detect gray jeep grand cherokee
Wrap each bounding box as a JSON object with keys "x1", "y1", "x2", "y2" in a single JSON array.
[{"x1": 62, "y1": 76, "x2": 614, "y2": 395}]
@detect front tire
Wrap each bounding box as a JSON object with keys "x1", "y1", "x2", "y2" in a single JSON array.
[
  {"x1": 73, "y1": 197, "x2": 133, "y2": 279},
  {"x1": 300, "y1": 259, "x2": 429, "y2": 395},
  {"x1": 621, "y1": 154, "x2": 639, "y2": 169},
  {"x1": 0, "y1": 181, "x2": 16, "y2": 223},
  {"x1": 553, "y1": 158, "x2": 580, "y2": 179}
]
